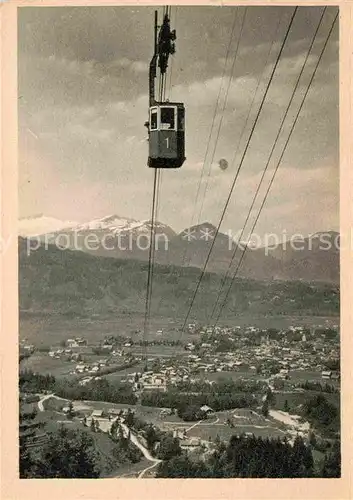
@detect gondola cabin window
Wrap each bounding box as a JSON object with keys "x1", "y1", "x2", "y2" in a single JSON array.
[
  {"x1": 149, "y1": 106, "x2": 177, "y2": 131},
  {"x1": 160, "y1": 106, "x2": 175, "y2": 130},
  {"x1": 150, "y1": 107, "x2": 158, "y2": 130}
]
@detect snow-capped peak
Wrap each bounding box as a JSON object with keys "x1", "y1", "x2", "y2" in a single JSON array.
[
  {"x1": 73, "y1": 214, "x2": 175, "y2": 236},
  {"x1": 76, "y1": 215, "x2": 143, "y2": 232}
]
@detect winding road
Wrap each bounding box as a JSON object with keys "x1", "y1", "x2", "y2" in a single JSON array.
[
  {"x1": 118, "y1": 421, "x2": 161, "y2": 478},
  {"x1": 37, "y1": 393, "x2": 68, "y2": 412},
  {"x1": 37, "y1": 393, "x2": 55, "y2": 411}
]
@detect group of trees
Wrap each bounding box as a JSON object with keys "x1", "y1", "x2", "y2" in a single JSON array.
[
  {"x1": 321, "y1": 440, "x2": 341, "y2": 477},
  {"x1": 102, "y1": 334, "x2": 182, "y2": 348},
  {"x1": 323, "y1": 358, "x2": 340, "y2": 371},
  {"x1": 19, "y1": 406, "x2": 44, "y2": 478},
  {"x1": 132, "y1": 339, "x2": 182, "y2": 347},
  {"x1": 141, "y1": 390, "x2": 255, "y2": 417},
  {"x1": 156, "y1": 435, "x2": 317, "y2": 478},
  {"x1": 175, "y1": 378, "x2": 265, "y2": 395},
  {"x1": 33, "y1": 427, "x2": 101, "y2": 478},
  {"x1": 141, "y1": 383, "x2": 257, "y2": 417},
  {"x1": 298, "y1": 381, "x2": 339, "y2": 394},
  {"x1": 20, "y1": 410, "x2": 101, "y2": 479},
  {"x1": 302, "y1": 394, "x2": 340, "y2": 434},
  {"x1": 177, "y1": 405, "x2": 208, "y2": 422},
  {"x1": 157, "y1": 434, "x2": 182, "y2": 461},
  {"x1": 55, "y1": 378, "x2": 137, "y2": 405},
  {"x1": 308, "y1": 432, "x2": 341, "y2": 477},
  {"x1": 19, "y1": 370, "x2": 56, "y2": 394}
]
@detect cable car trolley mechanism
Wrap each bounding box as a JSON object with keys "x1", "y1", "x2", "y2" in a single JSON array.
[{"x1": 145, "y1": 10, "x2": 186, "y2": 169}]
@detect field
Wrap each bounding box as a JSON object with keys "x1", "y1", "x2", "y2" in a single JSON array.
[
  {"x1": 20, "y1": 312, "x2": 339, "y2": 347},
  {"x1": 51, "y1": 396, "x2": 300, "y2": 444},
  {"x1": 160, "y1": 407, "x2": 288, "y2": 441},
  {"x1": 197, "y1": 367, "x2": 333, "y2": 386},
  {"x1": 20, "y1": 313, "x2": 183, "y2": 347},
  {"x1": 44, "y1": 396, "x2": 289, "y2": 442},
  {"x1": 273, "y1": 390, "x2": 340, "y2": 411},
  {"x1": 20, "y1": 353, "x2": 75, "y2": 377}
]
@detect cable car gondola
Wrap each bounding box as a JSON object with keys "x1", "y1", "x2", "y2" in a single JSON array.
[
  {"x1": 148, "y1": 101, "x2": 185, "y2": 168},
  {"x1": 146, "y1": 11, "x2": 186, "y2": 169}
]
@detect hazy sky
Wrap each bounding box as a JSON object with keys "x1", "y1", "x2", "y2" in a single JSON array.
[{"x1": 18, "y1": 5, "x2": 339, "y2": 237}]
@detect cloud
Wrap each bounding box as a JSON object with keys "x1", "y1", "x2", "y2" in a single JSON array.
[
  {"x1": 108, "y1": 57, "x2": 149, "y2": 73},
  {"x1": 18, "y1": 6, "x2": 338, "y2": 237}
]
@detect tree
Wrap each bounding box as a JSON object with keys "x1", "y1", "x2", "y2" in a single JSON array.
[
  {"x1": 124, "y1": 408, "x2": 135, "y2": 427},
  {"x1": 19, "y1": 406, "x2": 43, "y2": 478},
  {"x1": 290, "y1": 435, "x2": 314, "y2": 477},
  {"x1": 226, "y1": 418, "x2": 234, "y2": 428},
  {"x1": 303, "y1": 394, "x2": 339, "y2": 431},
  {"x1": 284, "y1": 399, "x2": 290, "y2": 412},
  {"x1": 308, "y1": 431, "x2": 317, "y2": 448},
  {"x1": 158, "y1": 434, "x2": 182, "y2": 461},
  {"x1": 35, "y1": 426, "x2": 100, "y2": 478},
  {"x1": 177, "y1": 405, "x2": 206, "y2": 422},
  {"x1": 261, "y1": 400, "x2": 269, "y2": 418},
  {"x1": 156, "y1": 454, "x2": 196, "y2": 478},
  {"x1": 266, "y1": 387, "x2": 275, "y2": 406},
  {"x1": 145, "y1": 424, "x2": 159, "y2": 451},
  {"x1": 214, "y1": 434, "x2": 221, "y2": 448},
  {"x1": 110, "y1": 420, "x2": 118, "y2": 439},
  {"x1": 90, "y1": 418, "x2": 96, "y2": 432},
  {"x1": 322, "y1": 440, "x2": 341, "y2": 477},
  {"x1": 67, "y1": 401, "x2": 74, "y2": 419},
  {"x1": 151, "y1": 358, "x2": 161, "y2": 372}
]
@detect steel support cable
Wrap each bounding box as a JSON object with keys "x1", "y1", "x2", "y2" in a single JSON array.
[
  {"x1": 143, "y1": 168, "x2": 159, "y2": 362},
  {"x1": 209, "y1": 6, "x2": 327, "y2": 323},
  {"x1": 197, "y1": 6, "x2": 248, "y2": 225},
  {"x1": 172, "y1": 9, "x2": 282, "y2": 330},
  {"x1": 213, "y1": 9, "x2": 338, "y2": 328},
  {"x1": 143, "y1": 5, "x2": 170, "y2": 363},
  {"x1": 149, "y1": 4, "x2": 170, "y2": 285},
  {"x1": 173, "y1": 9, "x2": 283, "y2": 326},
  {"x1": 179, "y1": 7, "x2": 298, "y2": 337},
  {"x1": 146, "y1": 34, "x2": 167, "y2": 324},
  {"x1": 172, "y1": 9, "x2": 282, "y2": 336},
  {"x1": 182, "y1": 8, "x2": 240, "y2": 267},
  {"x1": 146, "y1": 166, "x2": 161, "y2": 333}
]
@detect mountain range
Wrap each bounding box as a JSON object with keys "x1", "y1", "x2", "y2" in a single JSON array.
[
  {"x1": 18, "y1": 237, "x2": 339, "y2": 321},
  {"x1": 19, "y1": 214, "x2": 340, "y2": 283}
]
